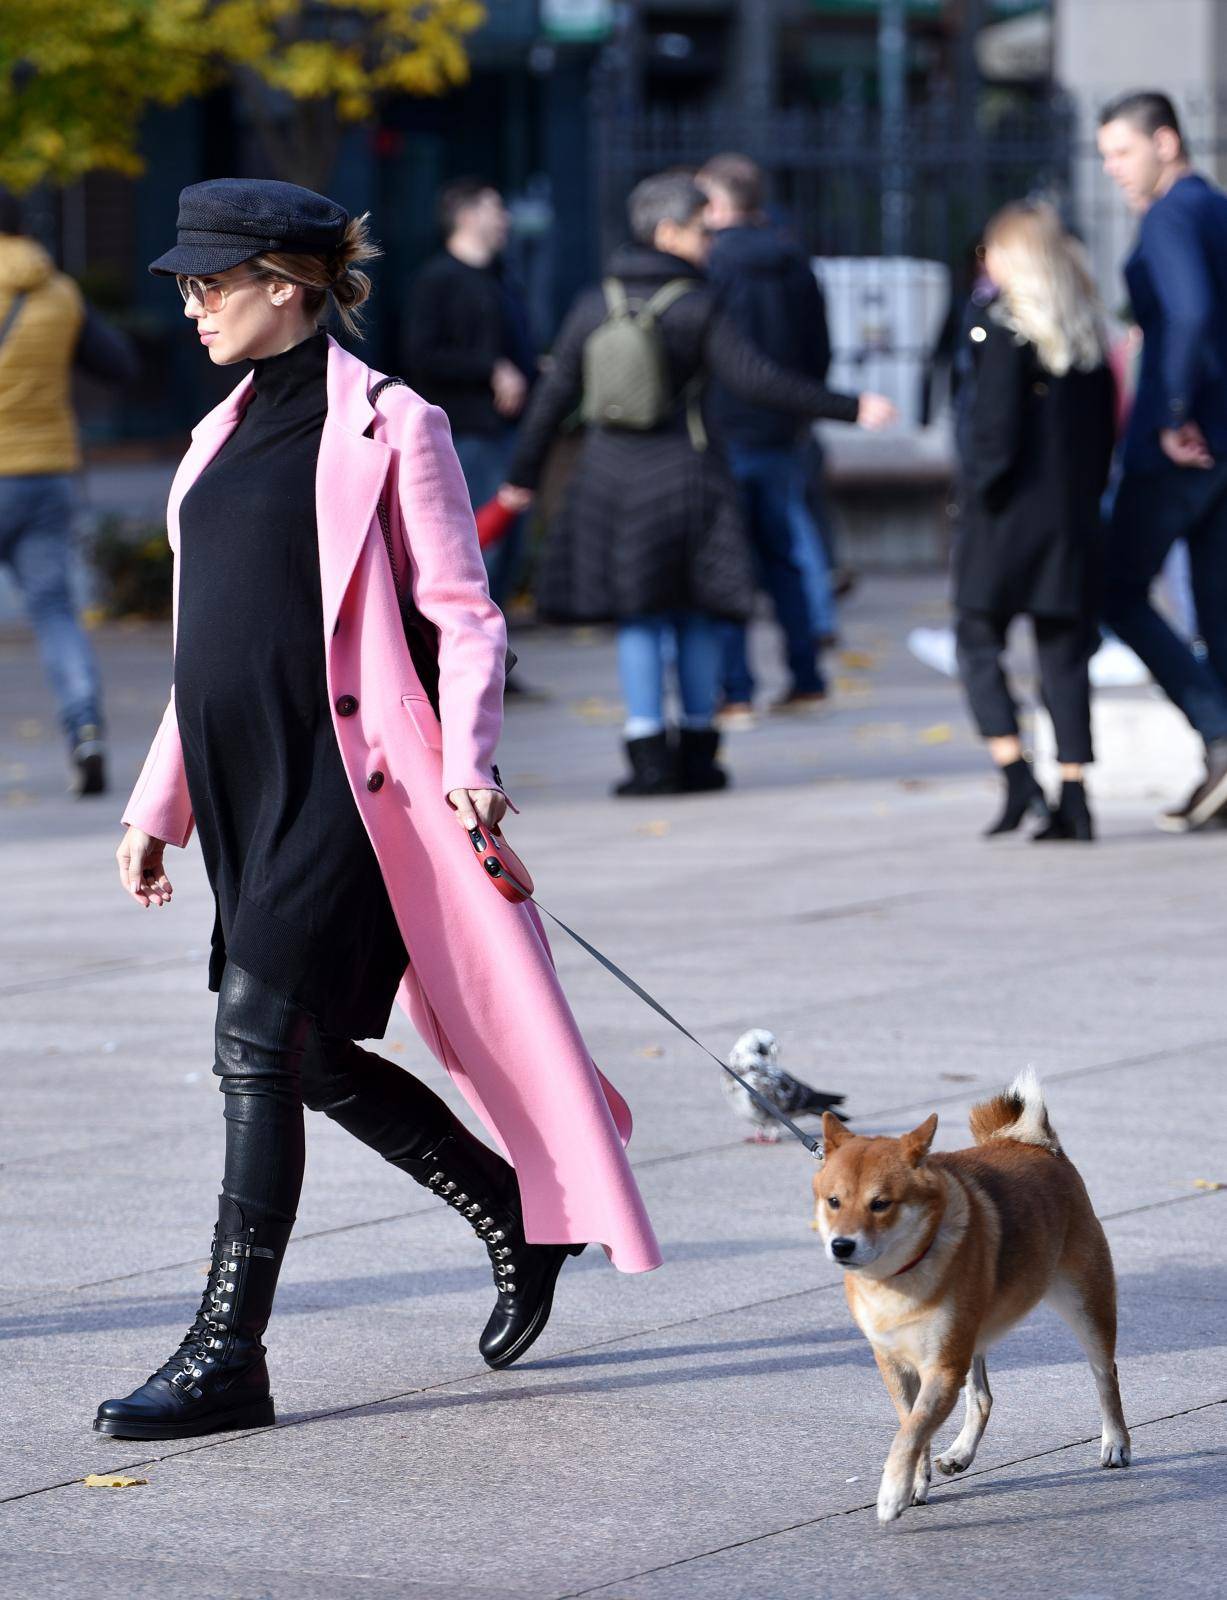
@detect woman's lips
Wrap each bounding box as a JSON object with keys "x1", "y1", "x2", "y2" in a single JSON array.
[{"x1": 199, "y1": 330, "x2": 218, "y2": 344}]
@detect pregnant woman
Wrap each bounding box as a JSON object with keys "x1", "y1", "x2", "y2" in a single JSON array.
[{"x1": 96, "y1": 179, "x2": 660, "y2": 1441}]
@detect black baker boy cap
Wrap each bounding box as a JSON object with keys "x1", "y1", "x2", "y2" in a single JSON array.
[{"x1": 148, "y1": 177, "x2": 349, "y2": 278}]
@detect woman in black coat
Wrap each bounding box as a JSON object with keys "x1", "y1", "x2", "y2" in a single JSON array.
[
  {"x1": 501, "y1": 171, "x2": 893, "y2": 796},
  {"x1": 955, "y1": 201, "x2": 1117, "y2": 840}
]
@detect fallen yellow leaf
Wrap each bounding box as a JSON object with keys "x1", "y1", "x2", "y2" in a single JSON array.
[
  {"x1": 574, "y1": 697, "x2": 622, "y2": 724},
  {"x1": 84, "y1": 1474, "x2": 148, "y2": 1489},
  {"x1": 1193, "y1": 1178, "x2": 1224, "y2": 1191},
  {"x1": 918, "y1": 723, "x2": 954, "y2": 744},
  {"x1": 636, "y1": 1044, "x2": 665, "y2": 1058},
  {"x1": 635, "y1": 820, "x2": 670, "y2": 837},
  {"x1": 838, "y1": 649, "x2": 879, "y2": 672}
]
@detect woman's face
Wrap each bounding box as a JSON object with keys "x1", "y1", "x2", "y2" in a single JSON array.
[
  {"x1": 982, "y1": 241, "x2": 1010, "y2": 293},
  {"x1": 180, "y1": 265, "x2": 314, "y2": 364}
]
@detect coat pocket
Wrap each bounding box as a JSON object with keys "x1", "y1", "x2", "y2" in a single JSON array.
[{"x1": 401, "y1": 693, "x2": 443, "y2": 751}]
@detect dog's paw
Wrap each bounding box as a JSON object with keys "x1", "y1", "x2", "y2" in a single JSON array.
[
  {"x1": 935, "y1": 1448, "x2": 970, "y2": 1477},
  {"x1": 1100, "y1": 1435, "x2": 1131, "y2": 1469},
  {"x1": 876, "y1": 1475, "x2": 911, "y2": 1525}
]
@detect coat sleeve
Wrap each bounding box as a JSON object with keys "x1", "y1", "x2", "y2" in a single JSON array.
[
  {"x1": 121, "y1": 688, "x2": 195, "y2": 848},
  {"x1": 392, "y1": 398, "x2": 508, "y2": 796},
  {"x1": 504, "y1": 295, "x2": 593, "y2": 490},
  {"x1": 1140, "y1": 201, "x2": 1215, "y2": 428},
  {"x1": 965, "y1": 321, "x2": 1029, "y2": 507},
  {"x1": 703, "y1": 309, "x2": 860, "y2": 422}
]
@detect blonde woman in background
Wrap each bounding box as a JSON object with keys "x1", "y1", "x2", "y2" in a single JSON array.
[{"x1": 954, "y1": 200, "x2": 1117, "y2": 841}]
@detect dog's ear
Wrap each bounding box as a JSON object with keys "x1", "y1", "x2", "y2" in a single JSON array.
[
  {"x1": 900, "y1": 1112, "x2": 938, "y2": 1166},
  {"x1": 821, "y1": 1111, "x2": 849, "y2": 1151}
]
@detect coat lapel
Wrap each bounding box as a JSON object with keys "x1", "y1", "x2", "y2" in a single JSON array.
[
  {"x1": 167, "y1": 372, "x2": 254, "y2": 552},
  {"x1": 317, "y1": 338, "x2": 392, "y2": 636}
]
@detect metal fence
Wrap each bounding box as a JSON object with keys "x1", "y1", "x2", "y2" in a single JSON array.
[{"x1": 595, "y1": 93, "x2": 1075, "y2": 268}]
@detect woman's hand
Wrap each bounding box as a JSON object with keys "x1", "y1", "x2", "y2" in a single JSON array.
[
  {"x1": 497, "y1": 484, "x2": 534, "y2": 513},
  {"x1": 447, "y1": 788, "x2": 509, "y2": 833},
  {"x1": 117, "y1": 826, "x2": 174, "y2": 908}
]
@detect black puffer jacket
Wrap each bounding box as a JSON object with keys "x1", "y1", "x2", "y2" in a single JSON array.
[{"x1": 507, "y1": 245, "x2": 859, "y2": 623}]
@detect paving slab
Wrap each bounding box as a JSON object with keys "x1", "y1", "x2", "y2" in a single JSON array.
[{"x1": 2, "y1": 575, "x2": 1225, "y2": 1597}]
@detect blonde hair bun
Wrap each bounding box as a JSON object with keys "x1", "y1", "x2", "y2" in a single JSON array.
[{"x1": 254, "y1": 210, "x2": 382, "y2": 338}]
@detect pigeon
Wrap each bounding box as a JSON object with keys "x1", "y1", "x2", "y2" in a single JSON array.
[{"x1": 724, "y1": 1028, "x2": 847, "y2": 1144}]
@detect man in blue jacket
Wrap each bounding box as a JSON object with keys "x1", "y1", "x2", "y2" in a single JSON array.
[
  {"x1": 1099, "y1": 91, "x2": 1227, "y2": 830},
  {"x1": 698, "y1": 153, "x2": 842, "y2": 724}
]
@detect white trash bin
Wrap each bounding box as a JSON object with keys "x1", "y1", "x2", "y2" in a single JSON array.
[{"x1": 812, "y1": 257, "x2": 951, "y2": 427}]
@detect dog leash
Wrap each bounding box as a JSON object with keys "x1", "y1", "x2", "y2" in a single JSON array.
[{"x1": 473, "y1": 834, "x2": 824, "y2": 1156}]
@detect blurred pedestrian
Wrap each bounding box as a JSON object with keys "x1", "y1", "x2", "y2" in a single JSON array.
[
  {"x1": 498, "y1": 172, "x2": 893, "y2": 797},
  {"x1": 698, "y1": 153, "x2": 840, "y2": 725},
  {"x1": 0, "y1": 193, "x2": 136, "y2": 795},
  {"x1": 406, "y1": 179, "x2": 536, "y2": 612},
  {"x1": 1098, "y1": 91, "x2": 1227, "y2": 830},
  {"x1": 954, "y1": 201, "x2": 1115, "y2": 841},
  {"x1": 97, "y1": 178, "x2": 659, "y2": 1443}
]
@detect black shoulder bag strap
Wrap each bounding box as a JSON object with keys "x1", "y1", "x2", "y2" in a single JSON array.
[
  {"x1": 364, "y1": 376, "x2": 443, "y2": 717},
  {"x1": 0, "y1": 292, "x2": 28, "y2": 353}
]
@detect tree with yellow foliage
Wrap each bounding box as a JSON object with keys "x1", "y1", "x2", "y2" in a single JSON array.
[{"x1": 0, "y1": 1, "x2": 486, "y2": 193}]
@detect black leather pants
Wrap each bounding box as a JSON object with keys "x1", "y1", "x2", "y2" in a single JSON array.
[{"x1": 212, "y1": 963, "x2": 471, "y2": 1229}]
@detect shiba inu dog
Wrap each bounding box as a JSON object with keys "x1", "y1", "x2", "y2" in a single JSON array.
[{"x1": 813, "y1": 1071, "x2": 1130, "y2": 1525}]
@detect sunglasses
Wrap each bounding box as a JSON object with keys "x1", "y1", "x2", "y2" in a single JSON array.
[{"x1": 175, "y1": 272, "x2": 267, "y2": 313}]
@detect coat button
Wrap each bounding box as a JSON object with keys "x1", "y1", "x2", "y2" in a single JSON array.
[
  {"x1": 335, "y1": 694, "x2": 358, "y2": 717},
  {"x1": 366, "y1": 771, "x2": 385, "y2": 793}
]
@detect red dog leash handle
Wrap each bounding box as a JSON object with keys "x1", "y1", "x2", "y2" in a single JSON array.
[{"x1": 468, "y1": 825, "x2": 534, "y2": 904}]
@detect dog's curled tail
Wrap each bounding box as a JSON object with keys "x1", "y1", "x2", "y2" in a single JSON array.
[{"x1": 968, "y1": 1067, "x2": 1062, "y2": 1153}]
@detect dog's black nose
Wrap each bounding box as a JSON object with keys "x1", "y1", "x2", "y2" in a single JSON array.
[{"x1": 830, "y1": 1236, "x2": 856, "y2": 1261}]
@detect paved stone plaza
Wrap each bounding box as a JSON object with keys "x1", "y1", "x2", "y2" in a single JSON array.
[{"x1": 2, "y1": 575, "x2": 1224, "y2": 1598}]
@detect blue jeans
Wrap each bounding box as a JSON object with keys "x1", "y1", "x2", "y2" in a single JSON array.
[
  {"x1": 0, "y1": 473, "x2": 103, "y2": 743},
  {"x1": 1105, "y1": 459, "x2": 1227, "y2": 744},
  {"x1": 453, "y1": 430, "x2": 524, "y2": 611},
  {"x1": 617, "y1": 613, "x2": 723, "y2": 738},
  {"x1": 720, "y1": 445, "x2": 832, "y2": 703}
]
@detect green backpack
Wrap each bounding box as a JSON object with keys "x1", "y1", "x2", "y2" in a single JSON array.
[{"x1": 581, "y1": 277, "x2": 705, "y2": 446}]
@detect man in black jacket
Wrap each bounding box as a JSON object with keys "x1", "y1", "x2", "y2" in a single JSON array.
[
  {"x1": 698, "y1": 153, "x2": 839, "y2": 722},
  {"x1": 405, "y1": 180, "x2": 536, "y2": 607}
]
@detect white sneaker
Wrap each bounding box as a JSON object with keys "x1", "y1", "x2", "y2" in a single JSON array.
[
  {"x1": 906, "y1": 627, "x2": 959, "y2": 678},
  {"x1": 1090, "y1": 639, "x2": 1150, "y2": 688}
]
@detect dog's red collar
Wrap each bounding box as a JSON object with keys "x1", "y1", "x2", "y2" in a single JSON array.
[{"x1": 889, "y1": 1229, "x2": 939, "y2": 1278}]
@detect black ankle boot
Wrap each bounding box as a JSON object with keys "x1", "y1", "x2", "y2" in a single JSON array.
[
  {"x1": 677, "y1": 726, "x2": 728, "y2": 792},
  {"x1": 1033, "y1": 779, "x2": 1094, "y2": 842},
  {"x1": 397, "y1": 1130, "x2": 585, "y2": 1370},
  {"x1": 985, "y1": 758, "x2": 1049, "y2": 836},
  {"x1": 94, "y1": 1205, "x2": 290, "y2": 1440},
  {"x1": 614, "y1": 731, "x2": 677, "y2": 797}
]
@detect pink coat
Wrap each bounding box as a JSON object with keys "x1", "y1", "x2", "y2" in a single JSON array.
[{"x1": 123, "y1": 335, "x2": 662, "y2": 1274}]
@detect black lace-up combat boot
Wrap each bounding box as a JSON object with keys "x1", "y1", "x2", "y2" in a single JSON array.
[
  {"x1": 399, "y1": 1129, "x2": 585, "y2": 1370},
  {"x1": 93, "y1": 1209, "x2": 291, "y2": 1440}
]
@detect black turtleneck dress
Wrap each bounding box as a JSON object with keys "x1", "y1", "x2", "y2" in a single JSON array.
[{"x1": 174, "y1": 332, "x2": 408, "y2": 1040}]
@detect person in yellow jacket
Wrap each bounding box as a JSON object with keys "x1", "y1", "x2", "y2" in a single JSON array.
[{"x1": 0, "y1": 194, "x2": 137, "y2": 794}]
